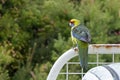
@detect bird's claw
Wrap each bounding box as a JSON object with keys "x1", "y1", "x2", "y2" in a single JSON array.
[{"x1": 73, "y1": 47, "x2": 78, "y2": 52}]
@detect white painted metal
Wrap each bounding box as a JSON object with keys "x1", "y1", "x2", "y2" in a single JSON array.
[
  {"x1": 82, "y1": 63, "x2": 120, "y2": 80},
  {"x1": 47, "y1": 48, "x2": 78, "y2": 80},
  {"x1": 108, "y1": 63, "x2": 120, "y2": 78},
  {"x1": 82, "y1": 72, "x2": 99, "y2": 80},
  {"x1": 82, "y1": 66, "x2": 114, "y2": 80},
  {"x1": 47, "y1": 44, "x2": 120, "y2": 80},
  {"x1": 89, "y1": 44, "x2": 120, "y2": 54}
]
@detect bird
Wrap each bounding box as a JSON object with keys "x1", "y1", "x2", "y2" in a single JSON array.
[{"x1": 69, "y1": 19, "x2": 91, "y2": 70}]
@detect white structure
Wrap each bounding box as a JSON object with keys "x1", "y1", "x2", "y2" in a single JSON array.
[
  {"x1": 82, "y1": 63, "x2": 120, "y2": 80},
  {"x1": 47, "y1": 44, "x2": 120, "y2": 80}
]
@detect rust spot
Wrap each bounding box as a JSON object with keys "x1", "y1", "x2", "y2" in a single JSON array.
[
  {"x1": 92, "y1": 44, "x2": 120, "y2": 49},
  {"x1": 92, "y1": 45, "x2": 100, "y2": 48},
  {"x1": 105, "y1": 45, "x2": 120, "y2": 48},
  {"x1": 106, "y1": 45, "x2": 112, "y2": 49}
]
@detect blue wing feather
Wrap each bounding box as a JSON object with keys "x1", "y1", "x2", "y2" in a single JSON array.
[{"x1": 72, "y1": 24, "x2": 91, "y2": 43}]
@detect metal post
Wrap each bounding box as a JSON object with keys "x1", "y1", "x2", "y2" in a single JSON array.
[
  {"x1": 96, "y1": 52, "x2": 99, "y2": 66},
  {"x1": 66, "y1": 63, "x2": 69, "y2": 80},
  {"x1": 112, "y1": 53, "x2": 115, "y2": 63},
  {"x1": 47, "y1": 48, "x2": 78, "y2": 80}
]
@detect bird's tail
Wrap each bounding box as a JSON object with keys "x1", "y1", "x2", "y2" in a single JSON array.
[{"x1": 78, "y1": 41, "x2": 88, "y2": 70}]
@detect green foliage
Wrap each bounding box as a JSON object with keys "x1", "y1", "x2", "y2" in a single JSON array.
[
  {"x1": 12, "y1": 66, "x2": 31, "y2": 80},
  {"x1": 30, "y1": 62, "x2": 52, "y2": 80},
  {"x1": 0, "y1": 67, "x2": 10, "y2": 80},
  {"x1": 51, "y1": 33, "x2": 74, "y2": 62},
  {"x1": 0, "y1": 0, "x2": 120, "y2": 80},
  {"x1": 0, "y1": 42, "x2": 14, "y2": 80},
  {"x1": 77, "y1": 0, "x2": 120, "y2": 43},
  {"x1": 0, "y1": 43, "x2": 14, "y2": 64}
]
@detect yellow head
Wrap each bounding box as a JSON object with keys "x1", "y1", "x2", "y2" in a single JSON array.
[{"x1": 69, "y1": 19, "x2": 80, "y2": 27}]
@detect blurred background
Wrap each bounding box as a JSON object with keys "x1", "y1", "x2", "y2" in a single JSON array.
[{"x1": 0, "y1": 0, "x2": 120, "y2": 80}]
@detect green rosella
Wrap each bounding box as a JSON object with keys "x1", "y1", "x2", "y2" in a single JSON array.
[{"x1": 69, "y1": 19, "x2": 91, "y2": 69}]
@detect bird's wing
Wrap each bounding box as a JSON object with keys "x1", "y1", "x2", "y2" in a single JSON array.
[{"x1": 72, "y1": 24, "x2": 91, "y2": 43}]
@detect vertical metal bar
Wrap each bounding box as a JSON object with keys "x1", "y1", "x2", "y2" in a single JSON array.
[
  {"x1": 66, "y1": 63, "x2": 68, "y2": 80},
  {"x1": 96, "y1": 53, "x2": 99, "y2": 66},
  {"x1": 112, "y1": 53, "x2": 115, "y2": 63},
  {"x1": 81, "y1": 68, "x2": 84, "y2": 78}
]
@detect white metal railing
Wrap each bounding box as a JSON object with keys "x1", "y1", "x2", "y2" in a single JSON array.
[
  {"x1": 59, "y1": 58, "x2": 117, "y2": 80},
  {"x1": 47, "y1": 44, "x2": 120, "y2": 80}
]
